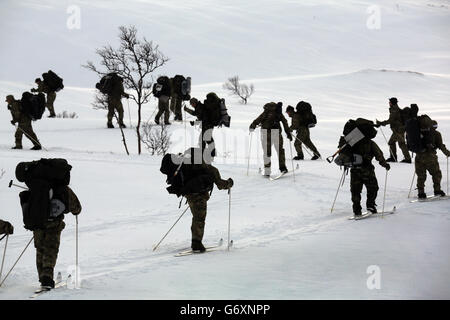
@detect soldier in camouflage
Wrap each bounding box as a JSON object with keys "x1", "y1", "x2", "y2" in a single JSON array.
[
  {"x1": 106, "y1": 77, "x2": 129, "y2": 128},
  {"x1": 415, "y1": 120, "x2": 450, "y2": 199},
  {"x1": 338, "y1": 136, "x2": 390, "y2": 215},
  {"x1": 6, "y1": 95, "x2": 41, "y2": 150},
  {"x1": 250, "y1": 102, "x2": 292, "y2": 176},
  {"x1": 0, "y1": 219, "x2": 14, "y2": 235},
  {"x1": 31, "y1": 78, "x2": 56, "y2": 118},
  {"x1": 286, "y1": 106, "x2": 321, "y2": 160},
  {"x1": 34, "y1": 186, "x2": 81, "y2": 289},
  {"x1": 376, "y1": 97, "x2": 412, "y2": 163},
  {"x1": 169, "y1": 78, "x2": 183, "y2": 121}
]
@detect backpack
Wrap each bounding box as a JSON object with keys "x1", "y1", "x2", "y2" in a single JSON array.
[
  {"x1": 15, "y1": 158, "x2": 72, "y2": 231},
  {"x1": 160, "y1": 148, "x2": 214, "y2": 197},
  {"x1": 153, "y1": 76, "x2": 171, "y2": 98},
  {"x1": 219, "y1": 98, "x2": 231, "y2": 128},
  {"x1": 405, "y1": 114, "x2": 433, "y2": 153},
  {"x1": 343, "y1": 118, "x2": 377, "y2": 142},
  {"x1": 171, "y1": 75, "x2": 191, "y2": 100},
  {"x1": 42, "y1": 70, "x2": 64, "y2": 92},
  {"x1": 296, "y1": 101, "x2": 317, "y2": 128},
  {"x1": 96, "y1": 73, "x2": 122, "y2": 95},
  {"x1": 21, "y1": 92, "x2": 46, "y2": 120},
  {"x1": 203, "y1": 93, "x2": 223, "y2": 127}
]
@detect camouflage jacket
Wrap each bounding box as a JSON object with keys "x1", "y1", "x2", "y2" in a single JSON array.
[
  {"x1": 250, "y1": 103, "x2": 290, "y2": 133},
  {"x1": 379, "y1": 104, "x2": 405, "y2": 132},
  {"x1": 8, "y1": 99, "x2": 30, "y2": 124},
  {"x1": 32, "y1": 81, "x2": 52, "y2": 94},
  {"x1": 289, "y1": 112, "x2": 308, "y2": 131},
  {"x1": 339, "y1": 137, "x2": 388, "y2": 169},
  {"x1": 430, "y1": 130, "x2": 450, "y2": 156},
  {"x1": 109, "y1": 81, "x2": 128, "y2": 100}
]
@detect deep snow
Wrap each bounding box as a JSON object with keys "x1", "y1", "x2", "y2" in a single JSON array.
[{"x1": 0, "y1": 0, "x2": 449, "y2": 299}]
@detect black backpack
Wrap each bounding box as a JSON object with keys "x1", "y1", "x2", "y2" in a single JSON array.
[
  {"x1": 343, "y1": 118, "x2": 377, "y2": 142},
  {"x1": 172, "y1": 75, "x2": 191, "y2": 100},
  {"x1": 96, "y1": 73, "x2": 122, "y2": 95},
  {"x1": 21, "y1": 92, "x2": 46, "y2": 120},
  {"x1": 203, "y1": 93, "x2": 223, "y2": 127},
  {"x1": 152, "y1": 76, "x2": 171, "y2": 98},
  {"x1": 404, "y1": 114, "x2": 433, "y2": 153},
  {"x1": 160, "y1": 148, "x2": 214, "y2": 197},
  {"x1": 219, "y1": 98, "x2": 231, "y2": 128},
  {"x1": 42, "y1": 70, "x2": 64, "y2": 92},
  {"x1": 296, "y1": 101, "x2": 317, "y2": 128},
  {"x1": 15, "y1": 158, "x2": 72, "y2": 231}
]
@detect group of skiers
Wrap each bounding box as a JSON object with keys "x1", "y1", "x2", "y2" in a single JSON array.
[{"x1": 2, "y1": 68, "x2": 449, "y2": 293}]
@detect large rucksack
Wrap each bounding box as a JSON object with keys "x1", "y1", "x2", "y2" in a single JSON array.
[
  {"x1": 404, "y1": 114, "x2": 433, "y2": 153},
  {"x1": 296, "y1": 101, "x2": 317, "y2": 128},
  {"x1": 15, "y1": 158, "x2": 72, "y2": 231},
  {"x1": 203, "y1": 93, "x2": 225, "y2": 127},
  {"x1": 172, "y1": 75, "x2": 191, "y2": 100},
  {"x1": 42, "y1": 70, "x2": 64, "y2": 92},
  {"x1": 152, "y1": 76, "x2": 171, "y2": 98},
  {"x1": 160, "y1": 148, "x2": 214, "y2": 197},
  {"x1": 96, "y1": 73, "x2": 122, "y2": 95},
  {"x1": 343, "y1": 118, "x2": 377, "y2": 142},
  {"x1": 21, "y1": 92, "x2": 46, "y2": 120},
  {"x1": 334, "y1": 144, "x2": 363, "y2": 168}
]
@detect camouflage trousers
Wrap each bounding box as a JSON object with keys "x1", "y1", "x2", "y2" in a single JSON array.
[
  {"x1": 415, "y1": 152, "x2": 442, "y2": 193},
  {"x1": 107, "y1": 98, "x2": 124, "y2": 125},
  {"x1": 294, "y1": 127, "x2": 320, "y2": 157},
  {"x1": 350, "y1": 167, "x2": 379, "y2": 214},
  {"x1": 170, "y1": 94, "x2": 182, "y2": 120},
  {"x1": 15, "y1": 121, "x2": 39, "y2": 147},
  {"x1": 46, "y1": 91, "x2": 56, "y2": 116},
  {"x1": 33, "y1": 219, "x2": 65, "y2": 282},
  {"x1": 388, "y1": 131, "x2": 411, "y2": 161},
  {"x1": 261, "y1": 129, "x2": 287, "y2": 171},
  {"x1": 186, "y1": 192, "x2": 210, "y2": 242},
  {"x1": 155, "y1": 96, "x2": 170, "y2": 124}
]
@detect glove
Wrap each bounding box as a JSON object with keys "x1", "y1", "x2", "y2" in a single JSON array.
[
  {"x1": 383, "y1": 163, "x2": 391, "y2": 171},
  {"x1": 30, "y1": 88, "x2": 36, "y2": 93},
  {"x1": 375, "y1": 120, "x2": 382, "y2": 128},
  {"x1": 190, "y1": 121, "x2": 195, "y2": 126},
  {"x1": 227, "y1": 178, "x2": 234, "y2": 189},
  {"x1": 11, "y1": 120, "x2": 15, "y2": 126},
  {"x1": 0, "y1": 221, "x2": 14, "y2": 235}
]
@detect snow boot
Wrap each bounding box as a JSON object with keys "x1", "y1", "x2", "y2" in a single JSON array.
[
  {"x1": 400, "y1": 159, "x2": 411, "y2": 164},
  {"x1": 40, "y1": 276, "x2": 55, "y2": 289},
  {"x1": 311, "y1": 154, "x2": 320, "y2": 160},
  {"x1": 12, "y1": 145, "x2": 23, "y2": 150},
  {"x1": 191, "y1": 240, "x2": 206, "y2": 252},
  {"x1": 154, "y1": 118, "x2": 160, "y2": 125},
  {"x1": 386, "y1": 157, "x2": 397, "y2": 163},
  {"x1": 48, "y1": 113, "x2": 56, "y2": 118},
  {"x1": 164, "y1": 122, "x2": 171, "y2": 125},
  {"x1": 31, "y1": 145, "x2": 42, "y2": 150},
  {"x1": 280, "y1": 166, "x2": 288, "y2": 174},
  {"x1": 107, "y1": 123, "x2": 114, "y2": 128},
  {"x1": 418, "y1": 192, "x2": 427, "y2": 199},
  {"x1": 367, "y1": 206, "x2": 377, "y2": 214},
  {"x1": 434, "y1": 190, "x2": 446, "y2": 197},
  {"x1": 119, "y1": 123, "x2": 127, "y2": 128},
  {"x1": 293, "y1": 155, "x2": 304, "y2": 161}
]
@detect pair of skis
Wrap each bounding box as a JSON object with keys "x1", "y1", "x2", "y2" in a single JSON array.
[
  {"x1": 348, "y1": 207, "x2": 397, "y2": 220},
  {"x1": 30, "y1": 272, "x2": 71, "y2": 298},
  {"x1": 175, "y1": 238, "x2": 232, "y2": 257},
  {"x1": 410, "y1": 195, "x2": 449, "y2": 203}
]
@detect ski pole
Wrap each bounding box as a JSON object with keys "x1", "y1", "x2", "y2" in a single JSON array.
[
  {"x1": 447, "y1": 157, "x2": 449, "y2": 195},
  {"x1": 293, "y1": 135, "x2": 313, "y2": 157},
  {"x1": 382, "y1": 169, "x2": 388, "y2": 217},
  {"x1": 378, "y1": 126, "x2": 397, "y2": 162},
  {"x1": 76, "y1": 215, "x2": 79, "y2": 288},
  {"x1": 331, "y1": 169, "x2": 346, "y2": 213},
  {"x1": 288, "y1": 140, "x2": 296, "y2": 182},
  {"x1": 227, "y1": 189, "x2": 231, "y2": 251},
  {"x1": 184, "y1": 105, "x2": 187, "y2": 151},
  {"x1": 408, "y1": 170, "x2": 416, "y2": 198},
  {"x1": 127, "y1": 99, "x2": 132, "y2": 128},
  {"x1": 8, "y1": 180, "x2": 28, "y2": 190},
  {"x1": 0, "y1": 235, "x2": 9, "y2": 284},
  {"x1": 16, "y1": 124, "x2": 47, "y2": 152},
  {"x1": 0, "y1": 236, "x2": 34, "y2": 287},
  {"x1": 153, "y1": 206, "x2": 190, "y2": 251},
  {"x1": 246, "y1": 132, "x2": 253, "y2": 176}
]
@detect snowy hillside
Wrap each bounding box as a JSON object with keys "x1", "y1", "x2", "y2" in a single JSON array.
[{"x1": 0, "y1": 0, "x2": 450, "y2": 300}]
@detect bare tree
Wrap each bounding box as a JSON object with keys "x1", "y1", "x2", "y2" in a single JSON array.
[
  {"x1": 140, "y1": 121, "x2": 171, "y2": 156},
  {"x1": 223, "y1": 76, "x2": 254, "y2": 104},
  {"x1": 84, "y1": 25, "x2": 169, "y2": 154},
  {"x1": 92, "y1": 92, "x2": 130, "y2": 155}
]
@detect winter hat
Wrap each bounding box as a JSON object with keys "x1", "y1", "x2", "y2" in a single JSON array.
[
  {"x1": 389, "y1": 97, "x2": 398, "y2": 104},
  {"x1": 286, "y1": 105, "x2": 294, "y2": 113}
]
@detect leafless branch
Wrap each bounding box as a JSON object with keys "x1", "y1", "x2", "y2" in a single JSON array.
[{"x1": 223, "y1": 76, "x2": 254, "y2": 104}]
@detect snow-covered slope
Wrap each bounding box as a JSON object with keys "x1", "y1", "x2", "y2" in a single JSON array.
[{"x1": 0, "y1": 0, "x2": 449, "y2": 299}]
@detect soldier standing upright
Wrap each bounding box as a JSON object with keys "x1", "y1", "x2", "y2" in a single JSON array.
[
  {"x1": 6, "y1": 95, "x2": 41, "y2": 150},
  {"x1": 107, "y1": 77, "x2": 129, "y2": 128},
  {"x1": 250, "y1": 102, "x2": 292, "y2": 176},
  {"x1": 31, "y1": 78, "x2": 56, "y2": 118},
  {"x1": 154, "y1": 76, "x2": 172, "y2": 125},
  {"x1": 376, "y1": 97, "x2": 412, "y2": 163}
]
